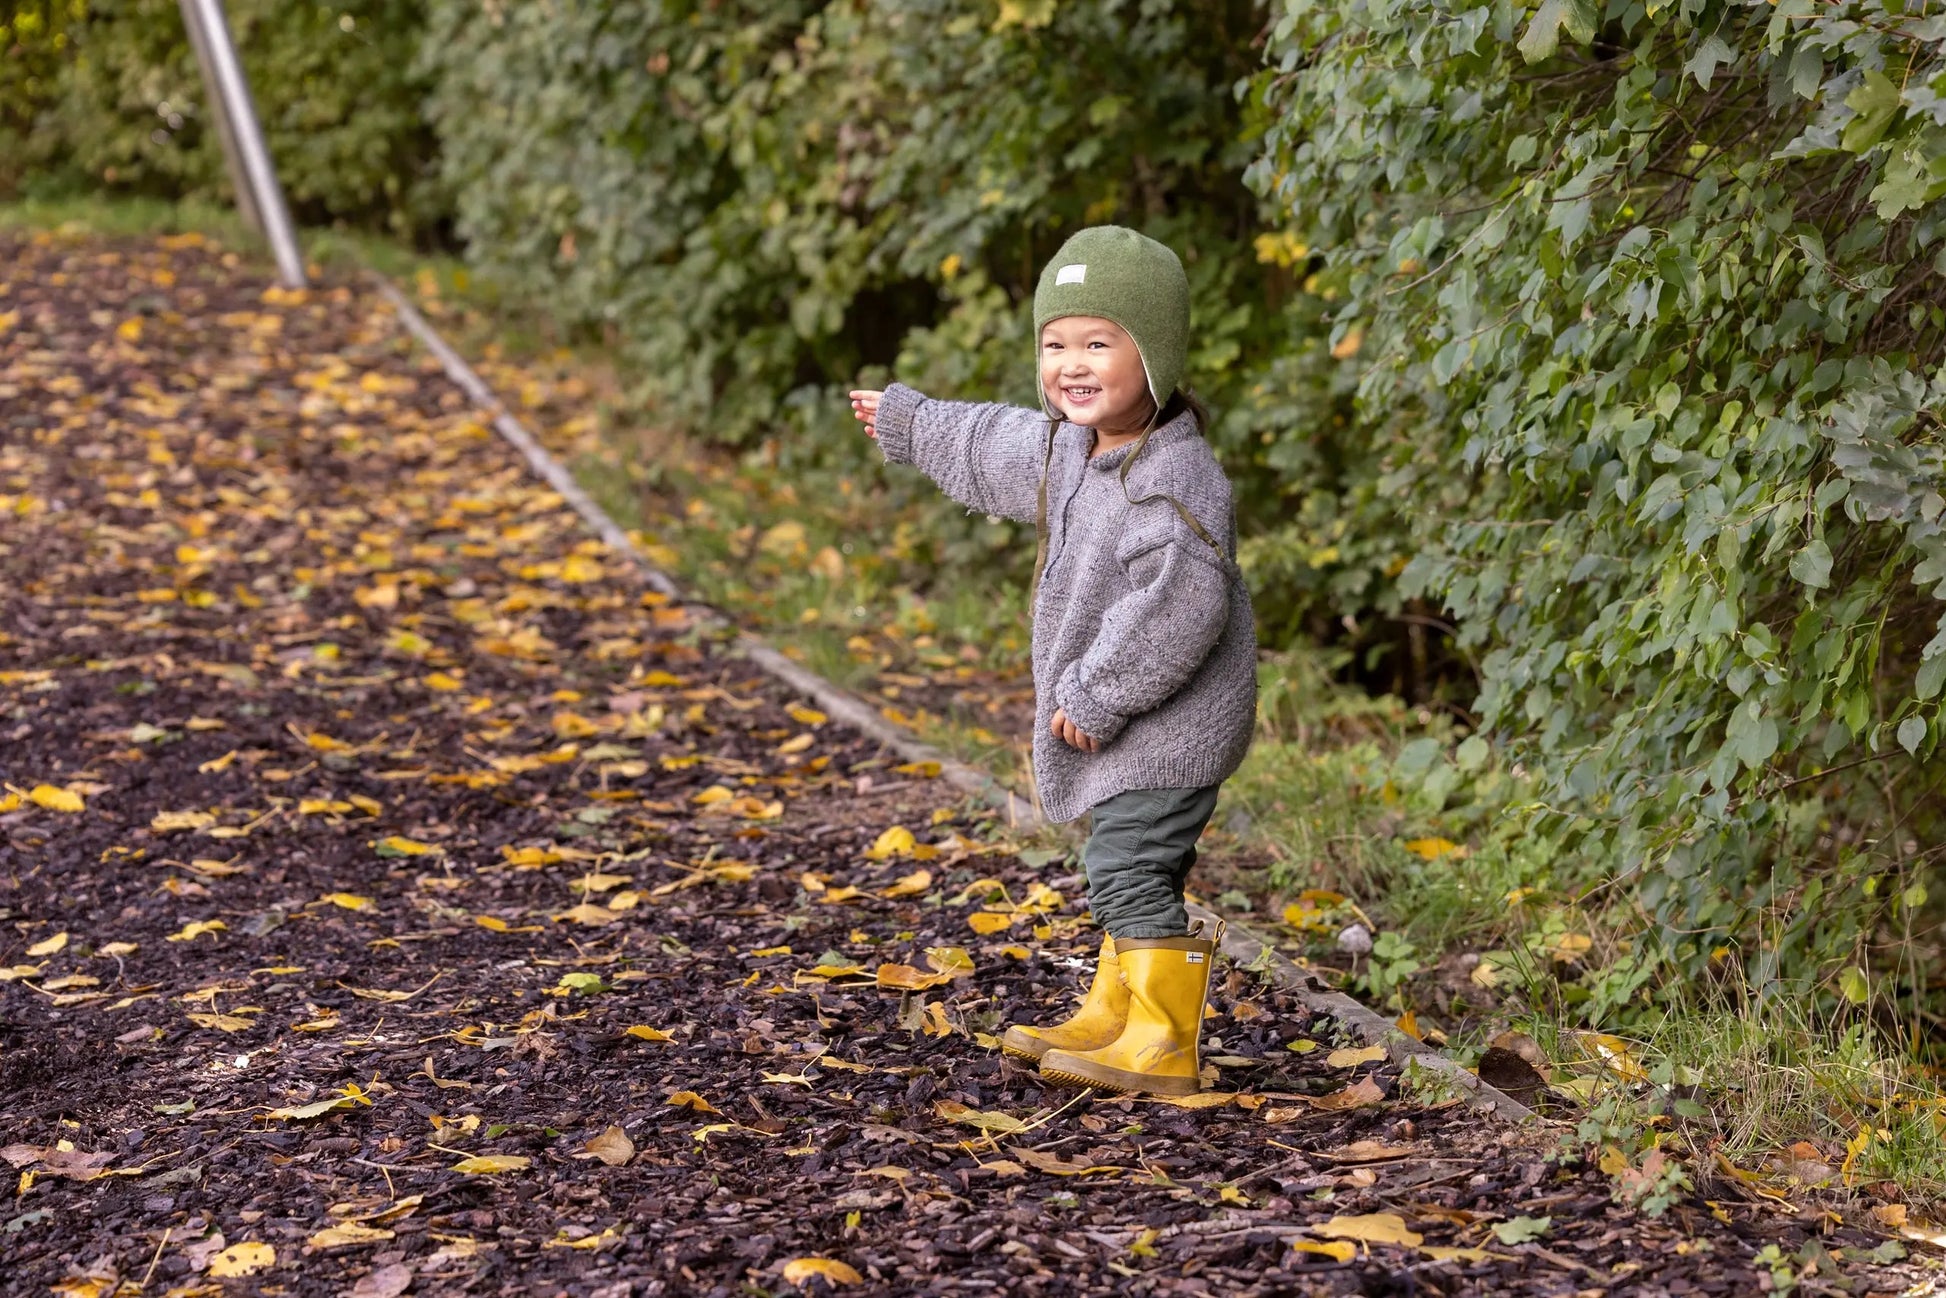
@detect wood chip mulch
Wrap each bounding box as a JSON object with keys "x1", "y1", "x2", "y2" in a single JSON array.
[{"x1": 0, "y1": 228, "x2": 1933, "y2": 1297}]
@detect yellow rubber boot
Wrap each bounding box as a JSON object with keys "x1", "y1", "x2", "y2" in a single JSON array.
[
  {"x1": 999, "y1": 936, "x2": 1127, "y2": 1062},
  {"x1": 1037, "y1": 930, "x2": 1217, "y2": 1096}
]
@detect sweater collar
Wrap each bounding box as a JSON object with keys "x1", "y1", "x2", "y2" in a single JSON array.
[{"x1": 1082, "y1": 408, "x2": 1200, "y2": 472}]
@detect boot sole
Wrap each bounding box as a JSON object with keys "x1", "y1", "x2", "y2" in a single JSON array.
[
  {"x1": 1037, "y1": 1058, "x2": 1201, "y2": 1097},
  {"x1": 999, "y1": 1027, "x2": 1049, "y2": 1062}
]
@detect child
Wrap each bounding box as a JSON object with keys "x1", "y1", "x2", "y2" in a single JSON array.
[{"x1": 848, "y1": 226, "x2": 1257, "y2": 1096}]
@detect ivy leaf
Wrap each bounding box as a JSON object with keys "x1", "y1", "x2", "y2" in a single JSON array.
[
  {"x1": 1789, "y1": 539, "x2": 1833, "y2": 589},
  {"x1": 1491, "y1": 1215, "x2": 1553, "y2": 1244},
  {"x1": 1515, "y1": 0, "x2": 1597, "y2": 64}
]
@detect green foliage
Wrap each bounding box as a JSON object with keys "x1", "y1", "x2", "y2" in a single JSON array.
[
  {"x1": 1251, "y1": 0, "x2": 1946, "y2": 1006},
  {"x1": 2, "y1": 0, "x2": 442, "y2": 235},
  {"x1": 421, "y1": 0, "x2": 1266, "y2": 443}
]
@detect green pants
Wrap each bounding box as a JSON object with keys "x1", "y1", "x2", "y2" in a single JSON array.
[{"x1": 1082, "y1": 784, "x2": 1222, "y2": 940}]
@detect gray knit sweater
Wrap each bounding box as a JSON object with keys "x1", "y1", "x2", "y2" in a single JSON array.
[{"x1": 874, "y1": 383, "x2": 1257, "y2": 823}]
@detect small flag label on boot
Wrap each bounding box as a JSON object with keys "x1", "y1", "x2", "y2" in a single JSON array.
[{"x1": 1185, "y1": 952, "x2": 1205, "y2": 964}]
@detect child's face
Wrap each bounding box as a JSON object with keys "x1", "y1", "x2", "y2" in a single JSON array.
[{"x1": 1040, "y1": 315, "x2": 1154, "y2": 432}]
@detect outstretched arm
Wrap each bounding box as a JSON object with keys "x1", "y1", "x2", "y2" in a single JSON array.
[{"x1": 850, "y1": 384, "x2": 1050, "y2": 524}]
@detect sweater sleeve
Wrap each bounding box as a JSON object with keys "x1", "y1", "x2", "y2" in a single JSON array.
[
  {"x1": 874, "y1": 383, "x2": 1051, "y2": 525},
  {"x1": 1053, "y1": 531, "x2": 1232, "y2": 745}
]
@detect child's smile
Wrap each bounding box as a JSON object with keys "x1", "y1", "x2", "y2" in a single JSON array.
[{"x1": 1040, "y1": 315, "x2": 1156, "y2": 441}]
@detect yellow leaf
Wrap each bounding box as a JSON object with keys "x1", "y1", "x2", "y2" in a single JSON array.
[
  {"x1": 26, "y1": 931, "x2": 68, "y2": 957},
  {"x1": 625, "y1": 1025, "x2": 674, "y2": 1042},
  {"x1": 787, "y1": 704, "x2": 827, "y2": 726},
  {"x1": 502, "y1": 845, "x2": 563, "y2": 868},
  {"x1": 692, "y1": 785, "x2": 734, "y2": 806},
  {"x1": 198, "y1": 750, "x2": 238, "y2": 774},
  {"x1": 474, "y1": 915, "x2": 510, "y2": 932},
  {"x1": 875, "y1": 963, "x2": 955, "y2": 991},
  {"x1": 775, "y1": 733, "x2": 814, "y2": 755},
  {"x1": 781, "y1": 1257, "x2": 863, "y2": 1287},
  {"x1": 1598, "y1": 1144, "x2": 1630, "y2": 1176},
  {"x1": 167, "y1": 920, "x2": 226, "y2": 942},
  {"x1": 374, "y1": 835, "x2": 438, "y2": 856},
  {"x1": 308, "y1": 1222, "x2": 395, "y2": 1248},
  {"x1": 320, "y1": 892, "x2": 375, "y2": 913},
  {"x1": 424, "y1": 671, "x2": 463, "y2": 692},
  {"x1": 554, "y1": 903, "x2": 619, "y2": 926},
  {"x1": 1402, "y1": 837, "x2": 1464, "y2": 861},
  {"x1": 1395, "y1": 1011, "x2": 1422, "y2": 1040},
  {"x1": 967, "y1": 911, "x2": 1015, "y2": 935},
  {"x1": 552, "y1": 710, "x2": 600, "y2": 738},
  {"x1": 1314, "y1": 1212, "x2": 1423, "y2": 1248},
  {"x1": 298, "y1": 799, "x2": 354, "y2": 815},
  {"x1": 864, "y1": 826, "x2": 916, "y2": 860},
  {"x1": 667, "y1": 1090, "x2": 720, "y2": 1113},
  {"x1": 451, "y1": 1155, "x2": 530, "y2": 1174},
  {"x1": 208, "y1": 1241, "x2": 276, "y2": 1276},
  {"x1": 1330, "y1": 325, "x2": 1364, "y2": 359},
  {"x1": 0, "y1": 792, "x2": 17, "y2": 813},
  {"x1": 881, "y1": 869, "x2": 934, "y2": 899},
  {"x1": 186, "y1": 1011, "x2": 254, "y2": 1033},
  {"x1": 559, "y1": 554, "x2": 604, "y2": 584},
  {"x1": 30, "y1": 785, "x2": 84, "y2": 813},
  {"x1": 1547, "y1": 933, "x2": 1593, "y2": 962},
  {"x1": 1292, "y1": 1239, "x2": 1357, "y2": 1262},
  {"x1": 116, "y1": 316, "x2": 144, "y2": 343},
  {"x1": 1286, "y1": 1038, "x2": 1320, "y2": 1054},
  {"x1": 1327, "y1": 1044, "x2": 1388, "y2": 1068},
  {"x1": 892, "y1": 761, "x2": 941, "y2": 778}
]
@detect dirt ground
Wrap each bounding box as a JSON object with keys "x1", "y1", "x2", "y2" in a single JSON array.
[{"x1": 0, "y1": 228, "x2": 1935, "y2": 1296}]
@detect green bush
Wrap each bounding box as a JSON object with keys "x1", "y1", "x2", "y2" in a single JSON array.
[
  {"x1": 1251, "y1": 0, "x2": 1946, "y2": 1008},
  {"x1": 2, "y1": 0, "x2": 442, "y2": 236}
]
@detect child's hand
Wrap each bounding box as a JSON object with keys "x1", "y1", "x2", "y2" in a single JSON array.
[
  {"x1": 849, "y1": 389, "x2": 882, "y2": 439},
  {"x1": 1050, "y1": 707, "x2": 1099, "y2": 753}
]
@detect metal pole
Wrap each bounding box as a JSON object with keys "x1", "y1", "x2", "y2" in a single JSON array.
[
  {"x1": 182, "y1": 0, "x2": 305, "y2": 287},
  {"x1": 177, "y1": 0, "x2": 260, "y2": 236}
]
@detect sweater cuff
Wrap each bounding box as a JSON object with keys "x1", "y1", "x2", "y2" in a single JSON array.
[
  {"x1": 874, "y1": 383, "x2": 924, "y2": 466},
  {"x1": 1056, "y1": 661, "x2": 1130, "y2": 746}
]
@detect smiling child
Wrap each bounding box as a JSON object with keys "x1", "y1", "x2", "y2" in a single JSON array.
[{"x1": 848, "y1": 226, "x2": 1257, "y2": 1096}]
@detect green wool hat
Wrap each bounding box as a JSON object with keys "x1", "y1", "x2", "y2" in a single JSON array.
[{"x1": 1032, "y1": 225, "x2": 1190, "y2": 418}]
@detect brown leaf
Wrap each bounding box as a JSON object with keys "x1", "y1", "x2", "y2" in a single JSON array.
[
  {"x1": 1311, "y1": 1075, "x2": 1385, "y2": 1111},
  {"x1": 576, "y1": 1124, "x2": 635, "y2": 1167}
]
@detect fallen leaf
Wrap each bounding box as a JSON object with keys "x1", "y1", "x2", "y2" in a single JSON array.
[
  {"x1": 875, "y1": 963, "x2": 955, "y2": 991},
  {"x1": 350, "y1": 1262, "x2": 414, "y2": 1298},
  {"x1": 880, "y1": 868, "x2": 933, "y2": 898},
  {"x1": 864, "y1": 825, "x2": 916, "y2": 860},
  {"x1": 781, "y1": 1257, "x2": 862, "y2": 1287},
  {"x1": 373, "y1": 835, "x2": 438, "y2": 857},
  {"x1": 1402, "y1": 837, "x2": 1464, "y2": 860},
  {"x1": 26, "y1": 931, "x2": 68, "y2": 957},
  {"x1": 166, "y1": 919, "x2": 227, "y2": 942},
  {"x1": 967, "y1": 912, "x2": 1014, "y2": 935},
  {"x1": 624, "y1": 1025, "x2": 674, "y2": 1042},
  {"x1": 1327, "y1": 1044, "x2": 1387, "y2": 1068},
  {"x1": 667, "y1": 1090, "x2": 720, "y2": 1113},
  {"x1": 1314, "y1": 1212, "x2": 1423, "y2": 1248},
  {"x1": 309, "y1": 1222, "x2": 396, "y2": 1248},
  {"x1": 932, "y1": 1099, "x2": 1025, "y2": 1134},
  {"x1": 1491, "y1": 1215, "x2": 1552, "y2": 1245},
  {"x1": 208, "y1": 1241, "x2": 276, "y2": 1276},
  {"x1": 1292, "y1": 1239, "x2": 1357, "y2": 1262},
  {"x1": 1311, "y1": 1075, "x2": 1385, "y2": 1111},
  {"x1": 29, "y1": 784, "x2": 84, "y2": 813},
  {"x1": 185, "y1": 1012, "x2": 254, "y2": 1033},
  {"x1": 577, "y1": 1125, "x2": 635, "y2": 1167},
  {"x1": 451, "y1": 1154, "x2": 530, "y2": 1174},
  {"x1": 320, "y1": 892, "x2": 376, "y2": 912}
]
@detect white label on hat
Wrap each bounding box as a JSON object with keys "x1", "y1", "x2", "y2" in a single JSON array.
[{"x1": 1056, "y1": 263, "x2": 1087, "y2": 285}]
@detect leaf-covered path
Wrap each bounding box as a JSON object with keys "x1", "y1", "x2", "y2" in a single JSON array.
[{"x1": 0, "y1": 230, "x2": 1929, "y2": 1297}]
